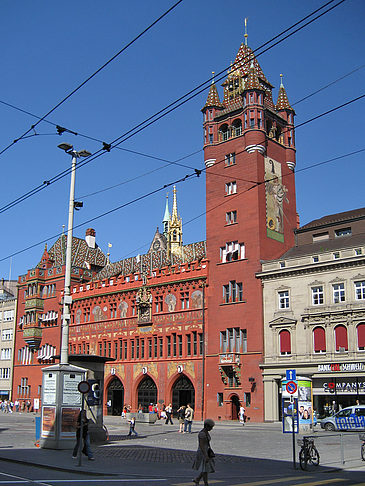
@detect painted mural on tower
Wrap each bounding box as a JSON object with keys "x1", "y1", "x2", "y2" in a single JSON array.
[{"x1": 265, "y1": 157, "x2": 288, "y2": 242}]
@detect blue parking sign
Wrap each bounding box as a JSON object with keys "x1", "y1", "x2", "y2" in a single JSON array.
[{"x1": 286, "y1": 369, "x2": 296, "y2": 381}]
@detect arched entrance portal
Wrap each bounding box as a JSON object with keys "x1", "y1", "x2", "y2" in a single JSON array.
[
  {"x1": 137, "y1": 376, "x2": 157, "y2": 412},
  {"x1": 172, "y1": 375, "x2": 195, "y2": 412},
  {"x1": 106, "y1": 377, "x2": 124, "y2": 416},
  {"x1": 231, "y1": 394, "x2": 240, "y2": 421}
]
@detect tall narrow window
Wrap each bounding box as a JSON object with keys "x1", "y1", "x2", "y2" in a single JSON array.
[
  {"x1": 312, "y1": 286, "x2": 324, "y2": 305},
  {"x1": 355, "y1": 281, "x2": 365, "y2": 300},
  {"x1": 335, "y1": 325, "x2": 348, "y2": 352},
  {"x1": 187, "y1": 334, "x2": 191, "y2": 356},
  {"x1": 333, "y1": 283, "x2": 345, "y2": 303},
  {"x1": 226, "y1": 210, "x2": 237, "y2": 225},
  {"x1": 357, "y1": 324, "x2": 365, "y2": 351},
  {"x1": 278, "y1": 290, "x2": 290, "y2": 309},
  {"x1": 225, "y1": 181, "x2": 237, "y2": 195},
  {"x1": 313, "y1": 326, "x2": 326, "y2": 353},
  {"x1": 279, "y1": 330, "x2": 291, "y2": 355}
]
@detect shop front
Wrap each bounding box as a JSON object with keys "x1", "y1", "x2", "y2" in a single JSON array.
[{"x1": 312, "y1": 362, "x2": 365, "y2": 418}]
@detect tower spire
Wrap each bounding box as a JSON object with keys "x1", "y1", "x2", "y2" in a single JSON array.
[
  {"x1": 167, "y1": 186, "x2": 183, "y2": 259},
  {"x1": 171, "y1": 186, "x2": 178, "y2": 223},
  {"x1": 162, "y1": 194, "x2": 170, "y2": 237},
  {"x1": 244, "y1": 18, "x2": 248, "y2": 46}
]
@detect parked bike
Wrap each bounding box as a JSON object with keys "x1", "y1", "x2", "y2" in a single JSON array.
[{"x1": 298, "y1": 436, "x2": 320, "y2": 470}]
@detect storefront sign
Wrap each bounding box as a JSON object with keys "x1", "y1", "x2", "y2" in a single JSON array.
[
  {"x1": 323, "y1": 380, "x2": 365, "y2": 393},
  {"x1": 317, "y1": 363, "x2": 365, "y2": 373}
]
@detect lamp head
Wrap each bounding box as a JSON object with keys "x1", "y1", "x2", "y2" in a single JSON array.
[
  {"x1": 78, "y1": 150, "x2": 91, "y2": 158},
  {"x1": 58, "y1": 143, "x2": 73, "y2": 153}
]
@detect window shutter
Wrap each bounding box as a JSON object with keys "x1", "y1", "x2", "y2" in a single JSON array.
[
  {"x1": 335, "y1": 325, "x2": 348, "y2": 351},
  {"x1": 313, "y1": 327, "x2": 326, "y2": 352},
  {"x1": 280, "y1": 330, "x2": 291, "y2": 354},
  {"x1": 357, "y1": 324, "x2": 365, "y2": 349}
]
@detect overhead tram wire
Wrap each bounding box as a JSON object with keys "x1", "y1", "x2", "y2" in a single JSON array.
[
  {"x1": 0, "y1": 0, "x2": 348, "y2": 214},
  {"x1": 3, "y1": 144, "x2": 362, "y2": 265},
  {"x1": 0, "y1": 0, "x2": 183, "y2": 158}
]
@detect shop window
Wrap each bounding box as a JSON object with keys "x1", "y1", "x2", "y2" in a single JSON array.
[
  {"x1": 279, "y1": 330, "x2": 291, "y2": 355},
  {"x1": 357, "y1": 323, "x2": 365, "y2": 351},
  {"x1": 333, "y1": 283, "x2": 345, "y2": 303},
  {"x1": 313, "y1": 326, "x2": 326, "y2": 353},
  {"x1": 335, "y1": 324, "x2": 348, "y2": 352}
]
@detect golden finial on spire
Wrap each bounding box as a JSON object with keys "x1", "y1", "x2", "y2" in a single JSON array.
[
  {"x1": 280, "y1": 73, "x2": 284, "y2": 87},
  {"x1": 244, "y1": 18, "x2": 248, "y2": 45},
  {"x1": 211, "y1": 71, "x2": 215, "y2": 84}
]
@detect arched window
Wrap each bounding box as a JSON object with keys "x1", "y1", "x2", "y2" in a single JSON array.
[
  {"x1": 279, "y1": 330, "x2": 291, "y2": 355},
  {"x1": 173, "y1": 230, "x2": 177, "y2": 242},
  {"x1": 219, "y1": 124, "x2": 230, "y2": 142},
  {"x1": 313, "y1": 326, "x2": 326, "y2": 353},
  {"x1": 335, "y1": 324, "x2": 348, "y2": 352},
  {"x1": 357, "y1": 323, "x2": 365, "y2": 351}
]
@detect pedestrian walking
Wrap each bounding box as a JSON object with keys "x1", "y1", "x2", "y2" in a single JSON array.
[
  {"x1": 192, "y1": 418, "x2": 215, "y2": 486},
  {"x1": 127, "y1": 416, "x2": 138, "y2": 437},
  {"x1": 184, "y1": 403, "x2": 194, "y2": 433},
  {"x1": 72, "y1": 410, "x2": 94, "y2": 461},
  {"x1": 177, "y1": 405, "x2": 186, "y2": 433},
  {"x1": 239, "y1": 405, "x2": 245, "y2": 426},
  {"x1": 165, "y1": 403, "x2": 173, "y2": 425},
  {"x1": 14, "y1": 400, "x2": 19, "y2": 412}
]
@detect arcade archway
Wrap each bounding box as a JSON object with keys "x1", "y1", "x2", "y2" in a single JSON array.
[
  {"x1": 137, "y1": 376, "x2": 157, "y2": 412},
  {"x1": 106, "y1": 377, "x2": 124, "y2": 416},
  {"x1": 172, "y1": 375, "x2": 195, "y2": 411}
]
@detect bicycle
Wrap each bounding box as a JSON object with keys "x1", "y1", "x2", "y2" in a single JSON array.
[
  {"x1": 298, "y1": 436, "x2": 320, "y2": 470},
  {"x1": 360, "y1": 433, "x2": 365, "y2": 461}
]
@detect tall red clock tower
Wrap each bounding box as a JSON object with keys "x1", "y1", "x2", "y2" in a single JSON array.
[{"x1": 203, "y1": 36, "x2": 297, "y2": 421}]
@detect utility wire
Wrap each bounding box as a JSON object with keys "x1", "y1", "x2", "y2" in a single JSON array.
[
  {"x1": 0, "y1": 0, "x2": 183, "y2": 158},
  {"x1": 1, "y1": 139, "x2": 363, "y2": 264},
  {"x1": 0, "y1": 0, "x2": 346, "y2": 212}
]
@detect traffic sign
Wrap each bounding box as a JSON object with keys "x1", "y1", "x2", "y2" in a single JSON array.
[
  {"x1": 286, "y1": 369, "x2": 296, "y2": 381},
  {"x1": 286, "y1": 380, "x2": 298, "y2": 395},
  {"x1": 78, "y1": 380, "x2": 91, "y2": 394}
]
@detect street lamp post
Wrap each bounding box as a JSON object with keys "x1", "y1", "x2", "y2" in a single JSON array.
[{"x1": 58, "y1": 143, "x2": 91, "y2": 365}]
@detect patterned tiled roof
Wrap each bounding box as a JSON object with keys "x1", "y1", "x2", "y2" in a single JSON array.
[
  {"x1": 276, "y1": 84, "x2": 293, "y2": 111},
  {"x1": 203, "y1": 83, "x2": 223, "y2": 109},
  {"x1": 245, "y1": 64, "x2": 261, "y2": 90},
  {"x1": 38, "y1": 235, "x2": 107, "y2": 269},
  {"x1": 96, "y1": 240, "x2": 207, "y2": 280},
  {"x1": 233, "y1": 44, "x2": 272, "y2": 86}
]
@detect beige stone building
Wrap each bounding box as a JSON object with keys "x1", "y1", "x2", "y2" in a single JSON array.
[
  {"x1": 0, "y1": 279, "x2": 17, "y2": 400},
  {"x1": 257, "y1": 208, "x2": 365, "y2": 421}
]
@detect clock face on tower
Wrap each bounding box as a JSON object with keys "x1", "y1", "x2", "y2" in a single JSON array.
[{"x1": 153, "y1": 240, "x2": 161, "y2": 251}]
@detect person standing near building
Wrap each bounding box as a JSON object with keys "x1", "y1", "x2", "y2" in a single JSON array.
[
  {"x1": 72, "y1": 410, "x2": 94, "y2": 461},
  {"x1": 177, "y1": 405, "x2": 186, "y2": 433},
  {"x1": 239, "y1": 405, "x2": 245, "y2": 426},
  {"x1": 192, "y1": 419, "x2": 215, "y2": 486},
  {"x1": 165, "y1": 403, "x2": 173, "y2": 425},
  {"x1": 184, "y1": 403, "x2": 194, "y2": 433},
  {"x1": 127, "y1": 416, "x2": 138, "y2": 437}
]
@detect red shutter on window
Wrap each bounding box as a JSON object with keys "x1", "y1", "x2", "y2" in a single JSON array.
[
  {"x1": 357, "y1": 324, "x2": 365, "y2": 349},
  {"x1": 335, "y1": 325, "x2": 348, "y2": 351},
  {"x1": 313, "y1": 327, "x2": 326, "y2": 352},
  {"x1": 280, "y1": 330, "x2": 291, "y2": 354}
]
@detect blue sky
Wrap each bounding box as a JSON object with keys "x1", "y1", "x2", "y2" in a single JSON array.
[{"x1": 0, "y1": 0, "x2": 364, "y2": 280}]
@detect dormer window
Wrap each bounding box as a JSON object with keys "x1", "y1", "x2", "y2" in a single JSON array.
[{"x1": 335, "y1": 227, "x2": 352, "y2": 237}]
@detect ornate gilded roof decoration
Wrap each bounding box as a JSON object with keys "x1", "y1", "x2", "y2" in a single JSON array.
[{"x1": 168, "y1": 186, "x2": 183, "y2": 259}]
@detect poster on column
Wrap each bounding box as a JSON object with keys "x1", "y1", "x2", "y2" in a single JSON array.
[{"x1": 297, "y1": 379, "x2": 313, "y2": 429}]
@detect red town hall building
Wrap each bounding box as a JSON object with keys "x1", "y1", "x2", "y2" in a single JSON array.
[{"x1": 12, "y1": 35, "x2": 298, "y2": 422}]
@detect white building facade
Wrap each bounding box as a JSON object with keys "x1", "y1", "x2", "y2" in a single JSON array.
[
  {"x1": 0, "y1": 279, "x2": 17, "y2": 400},
  {"x1": 257, "y1": 208, "x2": 365, "y2": 421}
]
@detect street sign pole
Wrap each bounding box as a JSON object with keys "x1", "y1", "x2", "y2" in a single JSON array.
[{"x1": 291, "y1": 395, "x2": 296, "y2": 469}]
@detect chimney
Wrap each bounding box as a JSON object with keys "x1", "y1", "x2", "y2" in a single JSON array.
[{"x1": 85, "y1": 228, "x2": 96, "y2": 248}]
